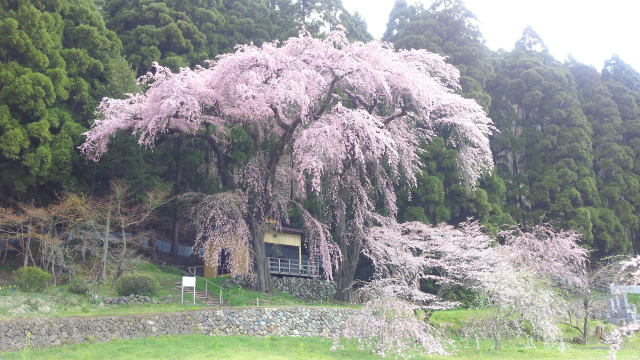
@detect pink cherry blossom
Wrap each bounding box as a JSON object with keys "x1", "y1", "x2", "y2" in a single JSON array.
[
  {"x1": 348, "y1": 221, "x2": 588, "y2": 355},
  {"x1": 80, "y1": 28, "x2": 494, "y2": 285}
]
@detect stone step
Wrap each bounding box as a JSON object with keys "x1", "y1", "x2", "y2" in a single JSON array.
[{"x1": 174, "y1": 281, "x2": 221, "y2": 306}]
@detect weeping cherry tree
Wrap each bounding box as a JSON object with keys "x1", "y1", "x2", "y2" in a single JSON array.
[{"x1": 80, "y1": 28, "x2": 494, "y2": 292}]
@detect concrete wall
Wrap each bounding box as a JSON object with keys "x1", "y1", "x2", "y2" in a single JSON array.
[
  {"x1": 0, "y1": 307, "x2": 357, "y2": 352},
  {"x1": 610, "y1": 285, "x2": 640, "y2": 294}
]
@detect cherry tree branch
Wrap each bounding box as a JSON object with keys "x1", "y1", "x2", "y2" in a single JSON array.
[
  {"x1": 270, "y1": 105, "x2": 291, "y2": 131},
  {"x1": 344, "y1": 90, "x2": 376, "y2": 114},
  {"x1": 313, "y1": 71, "x2": 351, "y2": 120},
  {"x1": 384, "y1": 106, "x2": 409, "y2": 125}
]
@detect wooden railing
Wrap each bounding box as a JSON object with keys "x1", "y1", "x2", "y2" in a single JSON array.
[
  {"x1": 267, "y1": 257, "x2": 319, "y2": 278},
  {"x1": 186, "y1": 266, "x2": 223, "y2": 304}
]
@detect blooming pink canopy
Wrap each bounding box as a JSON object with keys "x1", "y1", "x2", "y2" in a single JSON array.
[
  {"x1": 81, "y1": 29, "x2": 493, "y2": 179},
  {"x1": 80, "y1": 28, "x2": 494, "y2": 279}
]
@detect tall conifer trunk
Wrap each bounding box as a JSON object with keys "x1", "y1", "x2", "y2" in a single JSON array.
[
  {"x1": 100, "y1": 199, "x2": 112, "y2": 281},
  {"x1": 171, "y1": 138, "x2": 183, "y2": 256}
]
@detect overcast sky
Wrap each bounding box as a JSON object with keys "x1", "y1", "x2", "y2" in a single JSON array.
[{"x1": 342, "y1": 0, "x2": 640, "y2": 72}]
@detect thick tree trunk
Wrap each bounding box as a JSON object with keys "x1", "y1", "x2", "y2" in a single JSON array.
[
  {"x1": 331, "y1": 187, "x2": 362, "y2": 302},
  {"x1": 333, "y1": 240, "x2": 362, "y2": 301},
  {"x1": 249, "y1": 219, "x2": 272, "y2": 292}
]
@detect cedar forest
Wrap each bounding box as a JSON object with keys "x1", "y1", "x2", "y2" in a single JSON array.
[{"x1": 2, "y1": 0, "x2": 640, "y2": 290}]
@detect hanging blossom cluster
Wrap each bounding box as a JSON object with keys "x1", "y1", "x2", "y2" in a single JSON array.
[
  {"x1": 341, "y1": 221, "x2": 589, "y2": 356},
  {"x1": 617, "y1": 255, "x2": 640, "y2": 285},
  {"x1": 361, "y1": 220, "x2": 496, "y2": 307},
  {"x1": 336, "y1": 294, "x2": 452, "y2": 358},
  {"x1": 498, "y1": 225, "x2": 588, "y2": 288},
  {"x1": 477, "y1": 260, "x2": 569, "y2": 344},
  {"x1": 471, "y1": 226, "x2": 587, "y2": 346},
  {"x1": 189, "y1": 191, "x2": 252, "y2": 274},
  {"x1": 336, "y1": 221, "x2": 495, "y2": 358},
  {"x1": 80, "y1": 27, "x2": 494, "y2": 280},
  {"x1": 300, "y1": 209, "x2": 342, "y2": 277},
  {"x1": 605, "y1": 322, "x2": 640, "y2": 360}
]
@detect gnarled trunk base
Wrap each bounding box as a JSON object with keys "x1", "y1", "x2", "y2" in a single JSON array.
[
  {"x1": 249, "y1": 220, "x2": 272, "y2": 293},
  {"x1": 333, "y1": 239, "x2": 362, "y2": 301}
]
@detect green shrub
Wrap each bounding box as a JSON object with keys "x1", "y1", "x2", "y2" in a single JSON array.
[
  {"x1": 68, "y1": 278, "x2": 90, "y2": 295},
  {"x1": 116, "y1": 273, "x2": 159, "y2": 296},
  {"x1": 13, "y1": 266, "x2": 52, "y2": 292},
  {"x1": 441, "y1": 286, "x2": 484, "y2": 308}
]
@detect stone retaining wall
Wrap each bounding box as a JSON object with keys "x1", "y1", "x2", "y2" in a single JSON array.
[
  {"x1": 273, "y1": 277, "x2": 337, "y2": 300},
  {"x1": 0, "y1": 307, "x2": 357, "y2": 352},
  {"x1": 225, "y1": 276, "x2": 337, "y2": 301}
]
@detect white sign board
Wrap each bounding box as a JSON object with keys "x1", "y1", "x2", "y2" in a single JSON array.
[
  {"x1": 182, "y1": 276, "x2": 196, "y2": 287},
  {"x1": 181, "y1": 276, "x2": 196, "y2": 304}
]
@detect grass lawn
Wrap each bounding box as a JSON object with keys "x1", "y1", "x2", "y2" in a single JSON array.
[
  {"x1": 1, "y1": 334, "x2": 639, "y2": 360},
  {"x1": 433, "y1": 335, "x2": 640, "y2": 360},
  {"x1": 0, "y1": 261, "x2": 350, "y2": 320}
]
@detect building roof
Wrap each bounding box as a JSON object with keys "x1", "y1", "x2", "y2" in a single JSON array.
[{"x1": 267, "y1": 224, "x2": 304, "y2": 235}]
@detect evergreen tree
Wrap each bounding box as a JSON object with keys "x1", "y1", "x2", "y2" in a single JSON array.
[
  {"x1": 487, "y1": 29, "x2": 631, "y2": 256},
  {"x1": 103, "y1": 0, "x2": 225, "y2": 76},
  {"x1": 0, "y1": 0, "x2": 134, "y2": 204},
  {"x1": 384, "y1": 0, "x2": 493, "y2": 109},
  {"x1": 385, "y1": 0, "x2": 510, "y2": 233},
  {"x1": 397, "y1": 137, "x2": 514, "y2": 234},
  {"x1": 601, "y1": 56, "x2": 640, "y2": 252},
  {"x1": 383, "y1": 1, "x2": 637, "y2": 256},
  {"x1": 271, "y1": 0, "x2": 371, "y2": 42},
  {"x1": 569, "y1": 61, "x2": 633, "y2": 255}
]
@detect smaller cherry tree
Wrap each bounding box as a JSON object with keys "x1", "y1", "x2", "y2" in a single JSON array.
[
  {"x1": 337, "y1": 221, "x2": 588, "y2": 356},
  {"x1": 336, "y1": 220, "x2": 496, "y2": 357},
  {"x1": 467, "y1": 225, "x2": 587, "y2": 350},
  {"x1": 562, "y1": 255, "x2": 630, "y2": 345}
]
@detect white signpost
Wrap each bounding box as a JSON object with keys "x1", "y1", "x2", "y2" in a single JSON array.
[{"x1": 181, "y1": 276, "x2": 196, "y2": 305}]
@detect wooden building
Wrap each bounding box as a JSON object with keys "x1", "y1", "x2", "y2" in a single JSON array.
[{"x1": 203, "y1": 225, "x2": 319, "y2": 278}]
